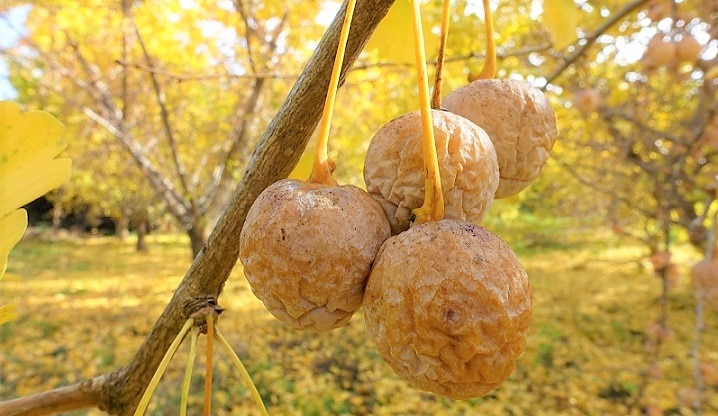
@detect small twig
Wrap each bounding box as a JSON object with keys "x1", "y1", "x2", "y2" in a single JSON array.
[
  {"x1": 114, "y1": 60, "x2": 298, "y2": 81},
  {"x1": 692, "y1": 296, "x2": 705, "y2": 415},
  {"x1": 130, "y1": 17, "x2": 196, "y2": 208},
  {"x1": 542, "y1": 0, "x2": 651, "y2": 88},
  {"x1": 349, "y1": 43, "x2": 552, "y2": 71},
  {"x1": 235, "y1": 0, "x2": 258, "y2": 75},
  {"x1": 431, "y1": 0, "x2": 451, "y2": 109}
]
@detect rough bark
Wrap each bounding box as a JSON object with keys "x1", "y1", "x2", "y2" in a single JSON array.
[
  {"x1": 0, "y1": 1, "x2": 397, "y2": 415},
  {"x1": 186, "y1": 223, "x2": 206, "y2": 258},
  {"x1": 0, "y1": 378, "x2": 105, "y2": 416}
]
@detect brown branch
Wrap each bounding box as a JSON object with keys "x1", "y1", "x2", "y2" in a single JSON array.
[
  {"x1": 600, "y1": 108, "x2": 684, "y2": 144},
  {"x1": 201, "y1": 13, "x2": 290, "y2": 220},
  {"x1": 542, "y1": 0, "x2": 651, "y2": 88},
  {"x1": 350, "y1": 43, "x2": 553, "y2": 71},
  {"x1": 236, "y1": 0, "x2": 258, "y2": 74},
  {"x1": 130, "y1": 17, "x2": 196, "y2": 209},
  {"x1": 114, "y1": 60, "x2": 299, "y2": 81},
  {"x1": 0, "y1": 378, "x2": 104, "y2": 416},
  {"x1": 0, "y1": 1, "x2": 398, "y2": 415}
]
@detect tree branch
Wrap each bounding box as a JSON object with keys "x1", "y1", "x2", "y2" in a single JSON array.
[
  {"x1": 202, "y1": 13, "x2": 291, "y2": 220},
  {"x1": 114, "y1": 60, "x2": 299, "y2": 81},
  {"x1": 0, "y1": 378, "x2": 104, "y2": 416},
  {"x1": 0, "y1": 1, "x2": 398, "y2": 415},
  {"x1": 542, "y1": 0, "x2": 651, "y2": 88},
  {"x1": 130, "y1": 17, "x2": 196, "y2": 210}
]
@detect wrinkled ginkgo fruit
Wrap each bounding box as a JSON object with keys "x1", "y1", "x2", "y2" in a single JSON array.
[
  {"x1": 676, "y1": 34, "x2": 702, "y2": 63},
  {"x1": 643, "y1": 34, "x2": 678, "y2": 69},
  {"x1": 442, "y1": 78, "x2": 558, "y2": 199},
  {"x1": 239, "y1": 179, "x2": 390, "y2": 331},
  {"x1": 572, "y1": 88, "x2": 601, "y2": 116},
  {"x1": 363, "y1": 110, "x2": 499, "y2": 235},
  {"x1": 691, "y1": 258, "x2": 718, "y2": 308},
  {"x1": 363, "y1": 220, "x2": 532, "y2": 399}
]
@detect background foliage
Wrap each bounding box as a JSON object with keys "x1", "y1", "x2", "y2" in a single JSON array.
[{"x1": 1, "y1": 0, "x2": 718, "y2": 414}]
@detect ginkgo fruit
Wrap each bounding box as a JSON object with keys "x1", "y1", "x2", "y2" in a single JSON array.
[
  {"x1": 442, "y1": 79, "x2": 558, "y2": 199},
  {"x1": 363, "y1": 220, "x2": 531, "y2": 399},
  {"x1": 675, "y1": 387, "x2": 699, "y2": 408},
  {"x1": 239, "y1": 179, "x2": 390, "y2": 331},
  {"x1": 645, "y1": 0, "x2": 670, "y2": 21},
  {"x1": 643, "y1": 34, "x2": 677, "y2": 69},
  {"x1": 691, "y1": 258, "x2": 718, "y2": 308},
  {"x1": 676, "y1": 34, "x2": 702, "y2": 63},
  {"x1": 363, "y1": 110, "x2": 499, "y2": 235},
  {"x1": 701, "y1": 124, "x2": 718, "y2": 150},
  {"x1": 239, "y1": 0, "x2": 386, "y2": 332},
  {"x1": 700, "y1": 361, "x2": 718, "y2": 387},
  {"x1": 572, "y1": 88, "x2": 601, "y2": 116}
]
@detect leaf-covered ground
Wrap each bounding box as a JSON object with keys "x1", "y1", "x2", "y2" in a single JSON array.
[{"x1": 1, "y1": 225, "x2": 717, "y2": 415}]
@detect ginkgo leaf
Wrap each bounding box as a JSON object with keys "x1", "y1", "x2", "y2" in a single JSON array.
[
  {"x1": 364, "y1": 0, "x2": 438, "y2": 64},
  {"x1": 0, "y1": 101, "x2": 71, "y2": 325},
  {"x1": 0, "y1": 209, "x2": 27, "y2": 277},
  {"x1": 0, "y1": 101, "x2": 71, "y2": 215},
  {"x1": 0, "y1": 101, "x2": 72, "y2": 219},
  {"x1": 542, "y1": 0, "x2": 579, "y2": 50},
  {"x1": 0, "y1": 304, "x2": 18, "y2": 325}
]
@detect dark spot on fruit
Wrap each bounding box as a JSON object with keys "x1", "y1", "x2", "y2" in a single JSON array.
[
  {"x1": 444, "y1": 308, "x2": 457, "y2": 322},
  {"x1": 280, "y1": 228, "x2": 286, "y2": 241}
]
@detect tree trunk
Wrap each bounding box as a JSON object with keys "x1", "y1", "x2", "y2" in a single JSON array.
[
  {"x1": 51, "y1": 202, "x2": 63, "y2": 230},
  {"x1": 116, "y1": 214, "x2": 130, "y2": 241},
  {"x1": 136, "y1": 221, "x2": 148, "y2": 252},
  {"x1": 187, "y1": 223, "x2": 206, "y2": 258},
  {"x1": 130, "y1": 207, "x2": 150, "y2": 252}
]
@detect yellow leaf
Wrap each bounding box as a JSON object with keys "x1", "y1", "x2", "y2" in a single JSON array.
[
  {"x1": 364, "y1": 0, "x2": 438, "y2": 64},
  {"x1": 0, "y1": 101, "x2": 72, "y2": 218},
  {"x1": 542, "y1": 0, "x2": 579, "y2": 50},
  {"x1": 0, "y1": 304, "x2": 18, "y2": 326},
  {"x1": 0, "y1": 102, "x2": 72, "y2": 326},
  {"x1": 0, "y1": 209, "x2": 27, "y2": 277}
]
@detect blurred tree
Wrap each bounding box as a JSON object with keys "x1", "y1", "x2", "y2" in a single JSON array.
[{"x1": 3, "y1": 0, "x2": 325, "y2": 256}]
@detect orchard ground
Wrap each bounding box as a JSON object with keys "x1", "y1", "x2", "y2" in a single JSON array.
[{"x1": 1, "y1": 217, "x2": 716, "y2": 415}]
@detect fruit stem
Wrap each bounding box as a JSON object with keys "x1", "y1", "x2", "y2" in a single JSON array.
[
  {"x1": 215, "y1": 327, "x2": 270, "y2": 416},
  {"x1": 468, "y1": 0, "x2": 496, "y2": 82},
  {"x1": 203, "y1": 315, "x2": 214, "y2": 416},
  {"x1": 308, "y1": 0, "x2": 357, "y2": 186},
  {"x1": 410, "y1": 0, "x2": 444, "y2": 225},
  {"x1": 133, "y1": 318, "x2": 194, "y2": 416},
  {"x1": 179, "y1": 325, "x2": 199, "y2": 416},
  {"x1": 431, "y1": 0, "x2": 451, "y2": 110}
]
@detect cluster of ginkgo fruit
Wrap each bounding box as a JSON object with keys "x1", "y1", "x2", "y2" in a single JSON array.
[{"x1": 239, "y1": 0, "x2": 558, "y2": 400}]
